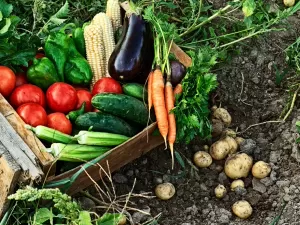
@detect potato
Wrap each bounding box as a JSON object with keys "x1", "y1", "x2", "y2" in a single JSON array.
[
  {"x1": 224, "y1": 136, "x2": 238, "y2": 155},
  {"x1": 212, "y1": 119, "x2": 224, "y2": 138},
  {"x1": 225, "y1": 153, "x2": 253, "y2": 179},
  {"x1": 215, "y1": 184, "x2": 227, "y2": 198},
  {"x1": 252, "y1": 161, "x2": 271, "y2": 179},
  {"x1": 213, "y1": 107, "x2": 232, "y2": 127},
  {"x1": 193, "y1": 151, "x2": 212, "y2": 168},
  {"x1": 222, "y1": 128, "x2": 236, "y2": 138},
  {"x1": 283, "y1": 0, "x2": 295, "y2": 7},
  {"x1": 210, "y1": 136, "x2": 238, "y2": 160},
  {"x1": 230, "y1": 179, "x2": 245, "y2": 191},
  {"x1": 235, "y1": 137, "x2": 245, "y2": 146},
  {"x1": 232, "y1": 200, "x2": 253, "y2": 219},
  {"x1": 118, "y1": 214, "x2": 126, "y2": 225},
  {"x1": 210, "y1": 140, "x2": 231, "y2": 160},
  {"x1": 155, "y1": 182, "x2": 176, "y2": 200}
]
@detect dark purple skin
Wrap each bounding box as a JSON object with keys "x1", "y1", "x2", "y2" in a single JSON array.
[
  {"x1": 108, "y1": 14, "x2": 154, "y2": 83},
  {"x1": 170, "y1": 60, "x2": 187, "y2": 87}
]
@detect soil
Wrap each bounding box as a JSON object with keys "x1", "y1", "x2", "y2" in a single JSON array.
[{"x1": 78, "y1": 6, "x2": 300, "y2": 225}]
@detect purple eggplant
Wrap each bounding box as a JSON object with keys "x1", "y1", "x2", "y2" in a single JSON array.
[
  {"x1": 170, "y1": 60, "x2": 187, "y2": 87},
  {"x1": 108, "y1": 13, "x2": 154, "y2": 83}
]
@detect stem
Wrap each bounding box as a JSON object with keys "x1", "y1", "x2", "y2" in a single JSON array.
[
  {"x1": 179, "y1": 4, "x2": 232, "y2": 38},
  {"x1": 282, "y1": 85, "x2": 300, "y2": 122},
  {"x1": 215, "y1": 29, "x2": 276, "y2": 49}
]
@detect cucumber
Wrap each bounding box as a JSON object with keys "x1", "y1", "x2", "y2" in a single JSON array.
[
  {"x1": 92, "y1": 93, "x2": 148, "y2": 126},
  {"x1": 123, "y1": 83, "x2": 148, "y2": 101},
  {"x1": 75, "y1": 112, "x2": 138, "y2": 137}
]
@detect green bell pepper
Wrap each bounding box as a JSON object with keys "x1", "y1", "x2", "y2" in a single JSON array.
[
  {"x1": 66, "y1": 102, "x2": 86, "y2": 122},
  {"x1": 44, "y1": 32, "x2": 70, "y2": 82},
  {"x1": 27, "y1": 57, "x2": 60, "y2": 90},
  {"x1": 72, "y1": 27, "x2": 86, "y2": 57},
  {"x1": 64, "y1": 39, "x2": 93, "y2": 85}
]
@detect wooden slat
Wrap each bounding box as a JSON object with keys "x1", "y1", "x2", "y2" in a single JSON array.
[
  {"x1": 0, "y1": 94, "x2": 55, "y2": 175},
  {"x1": 47, "y1": 123, "x2": 164, "y2": 195},
  {"x1": 170, "y1": 43, "x2": 192, "y2": 68},
  {"x1": 0, "y1": 143, "x2": 21, "y2": 217},
  {"x1": 0, "y1": 113, "x2": 43, "y2": 182}
]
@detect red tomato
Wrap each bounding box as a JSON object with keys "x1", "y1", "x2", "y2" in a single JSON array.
[
  {"x1": 76, "y1": 90, "x2": 92, "y2": 112},
  {"x1": 0, "y1": 66, "x2": 16, "y2": 98},
  {"x1": 91, "y1": 78, "x2": 122, "y2": 96},
  {"x1": 46, "y1": 82, "x2": 78, "y2": 113},
  {"x1": 15, "y1": 72, "x2": 28, "y2": 87},
  {"x1": 17, "y1": 103, "x2": 48, "y2": 127},
  {"x1": 47, "y1": 112, "x2": 72, "y2": 135},
  {"x1": 10, "y1": 84, "x2": 46, "y2": 109}
]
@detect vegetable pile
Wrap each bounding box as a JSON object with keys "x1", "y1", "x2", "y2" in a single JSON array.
[{"x1": 0, "y1": 0, "x2": 218, "y2": 167}]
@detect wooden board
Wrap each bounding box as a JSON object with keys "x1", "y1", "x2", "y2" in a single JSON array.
[
  {"x1": 0, "y1": 113, "x2": 43, "y2": 182},
  {"x1": 0, "y1": 94, "x2": 55, "y2": 175},
  {"x1": 0, "y1": 143, "x2": 21, "y2": 217},
  {"x1": 47, "y1": 123, "x2": 164, "y2": 195}
]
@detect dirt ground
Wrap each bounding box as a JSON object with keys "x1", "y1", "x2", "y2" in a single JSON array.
[{"x1": 76, "y1": 9, "x2": 300, "y2": 225}]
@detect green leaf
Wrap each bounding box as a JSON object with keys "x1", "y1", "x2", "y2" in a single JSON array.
[
  {"x1": 79, "y1": 211, "x2": 92, "y2": 225},
  {"x1": 175, "y1": 151, "x2": 185, "y2": 169},
  {"x1": 0, "y1": 17, "x2": 11, "y2": 35},
  {"x1": 242, "y1": 0, "x2": 256, "y2": 17},
  {"x1": 0, "y1": 0, "x2": 13, "y2": 18},
  {"x1": 0, "y1": 49, "x2": 35, "y2": 67},
  {"x1": 96, "y1": 213, "x2": 122, "y2": 225},
  {"x1": 50, "y1": 17, "x2": 67, "y2": 25},
  {"x1": 0, "y1": 11, "x2": 3, "y2": 21},
  {"x1": 53, "y1": 1, "x2": 69, "y2": 19},
  {"x1": 35, "y1": 208, "x2": 53, "y2": 224}
]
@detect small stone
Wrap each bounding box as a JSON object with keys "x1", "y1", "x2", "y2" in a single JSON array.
[
  {"x1": 246, "y1": 190, "x2": 262, "y2": 206},
  {"x1": 154, "y1": 177, "x2": 163, "y2": 184},
  {"x1": 235, "y1": 187, "x2": 247, "y2": 196},
  {"x1": 185, "y1": 205, "x2": 198, "y2": 215},
  {"x1": 182, "y1": 223, "x2": 192, "y2": 225},
  {"x1": 126, "y1": 170, "x2": 134, "y2": 177},
  {"x1": 291, "y1": 144, "x2": 300, "y2": 162},
  {"x1": 283, "y1": 194, "x2": 291, "y2": 202},
  {"x1": 270, "y1": 171, "x2": 277, "y2": 181},
  {"x1": 269, "y1": 151, "x2": 281, "y2": 163},
  {"x1": 240, "y1": 139, "x2": 257, "y2": 155},
  {"x1": 284, "y1": 186, "x2": 290, "y2": 193},
  {"x1": 218, "y1": 172, "x2": 228, "y2": 184},
  {"x1": 202, "y1": 208, "x2": 210, "y2": 216},
  {"x1": 162, "y1": 175, "x2": 170, "y2": 183},
  {"x1": 142, "y1": 158, "x2": 148, "y2": 165},
  {"x1": 252, "y1": 178, "x2": 267, "y2": 193},
  {"x1": 260, "y1": 177, "x2": 274, "y2": 187},
  {"x1": 200, "y1": 183, "x2": 209, "y2": 191},
  {"x1": 77, "y1": 197, "x2": 96, "y2": 210},
  {"x1": 113, "y1": 173, "x2": 128, "y2": 184},
  {"x1": 132, "y1": 207, "x2": 151, "y2": 224},
  {"x1": 204, "y1": 197, "x2": 209, "y2": 201},
  {"x1": 276, "y1": 180, "x2": 291, "y2": 188},
  {"x1": 218, "y1": 214, "x2": 230, "y2": 224}
]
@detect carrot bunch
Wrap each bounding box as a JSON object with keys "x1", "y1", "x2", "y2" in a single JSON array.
[{"x1": 148, "y1": 66, "x2": 180, "y2": 169}]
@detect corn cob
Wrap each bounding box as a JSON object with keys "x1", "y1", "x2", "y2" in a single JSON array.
[
  {"x1": 84, "y1": 24, "x2": 106, "y2": 89},
  {"x1": 92, "y1": 13, "x2": 115, "y2": 77},
  {"x1": 47, "y1": 143, "x2": 111, "y2": 162},
  {"x1": 25, "y1": 125, "x2": 76, "y2": 144},
  {"x1": 106, "y1": 0, "x2": 121, "y2": 32},
  {"x1": 74, "y1": 131, "x2": 130, "y2": 146}
]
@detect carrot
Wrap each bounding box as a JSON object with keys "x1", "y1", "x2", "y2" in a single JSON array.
[
  {"x1": 165, "y1": 81, "x2": 176, "y2": 169},
  {"x1": 147, "y1": 71, "x2": 154, "y2": 115},
  {"x1": 173, "y1": 83, "x2": 183, "y2": 102},
  {"x1": 152, "y1": 68, "x2": 168, "y2": 149}
]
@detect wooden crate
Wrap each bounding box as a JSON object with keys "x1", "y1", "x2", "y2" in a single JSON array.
[{"x1": 0, "y1": 93, "x2": 164, "y2": 215}]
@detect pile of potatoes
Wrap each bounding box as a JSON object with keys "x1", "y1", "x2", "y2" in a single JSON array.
[
  {"x1": 192, "y1": 106, "x2": 271, "y2": 219},
  {"x1": 153, "y1": 106, "x2": 272, "y2": 220}
]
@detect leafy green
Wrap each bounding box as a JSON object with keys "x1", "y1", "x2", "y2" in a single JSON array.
[
  {"x1": 34, "y1": 208, "x2": 53, "y2": 224},
  {"x1": 242, "y1": 0, "x2": 256, "y2": 17},
  {"x1": 0, "y1": 0, "x2": 36, "y2": 69},
  {"x1": 96, "y1": 213, "x2": 123, "y2": 225},
  {"x1": 173, "y1": 47, "x2": 219, "y2": 144}
]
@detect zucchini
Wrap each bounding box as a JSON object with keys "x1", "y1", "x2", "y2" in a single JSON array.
[
  {"x1": 75, "y1": 112, "x2": 138, "y2": 137},
  {"x1": 122, "y1": 83, "x2": 148, "y2": 101},
  {"x1": 92, "y1": 93, "x2": 148, "y2": 126}
]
